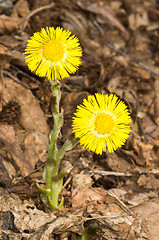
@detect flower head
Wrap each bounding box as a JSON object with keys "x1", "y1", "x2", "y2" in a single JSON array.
[
  {"x1": 72, "y1": 93, "x2": 131, "y2": 155},
  {"x1": 24, "y1": 27, "x2": 82, "y2": 81}
]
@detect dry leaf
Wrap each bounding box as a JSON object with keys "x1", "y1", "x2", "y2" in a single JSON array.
[
  {"x1": 11, "y1": 0, "x2": 30, "y2": 18},
  {"x1": 0, "y1": 77, "x2": 49, "y2": 134},
  {"x1": 71, "y1": 187, "x2": 106, "y2": 207},
  {"x1": 77, "y1": 1, "x2": 129, "y2": 38},
  {"x1": 0, "y1": 156, "x2": 13, "y2": 186},
  {"x1": 24, "y1": 131, "x2": 48, "y2": 164},
  {"x1": 0, "y1": 125, "x2": 48, "y2": 176},
  {"x1": 62, "y1": 91, "x2": 88, "y2": 117},
  {"x1": 137, "y1": 174, "x2": 159, "y2": 190},
  {"x1": 0, "y1": 15, "x2": 20, "y2": 34},
  {"x1": 106, "y1": 152, "x2": 132, "y2": 172},
  {"x1": 72, "y1": 173, "x2": 93, "y2": 189},
  {"x1": 128, "y1": 7, "x2": 149, "y2": 31},
  {"x1": 0, "y1": 125, "x2": 35, "y2": 176},
  {"x1": 133, "y1": 200, "x2": 159, "y2": 240},
  {"x1": 0, "y1": 35, "x2": 21, "y2": 49},
  {"x1": 0, "y1": 188, "x2": 84, "y2": 239},
  {"x1": 0, "y1": 185, "x2": 148, "y2": 239},
  {"x1": 0, "y1": 188, "x2": 56, "y2": 237}
]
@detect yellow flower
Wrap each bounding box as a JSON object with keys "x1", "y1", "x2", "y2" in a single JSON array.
[
  {"x1": 24, "y1": 27, "x2": 82, "y2": 81},
  {"x1": 72, "y1": 93, "x2": 131, "y2": 155}
]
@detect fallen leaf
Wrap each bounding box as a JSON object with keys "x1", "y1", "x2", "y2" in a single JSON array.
[
  {"x1": 0, "y1": 125, "x2": 34, "y2": 176},
  {"x1": 0, "y1": 125, "x2": 48, "y2": 176},
  {"x1": 77, "y1": 1, "x2": 129, "y2": 38},
  {"x1": 72, "y1": 173, "x2": 93, "y2": 189},
  {"x1": 0, "y1": 35, "x2": 21, "y2": 48},
  {"x1": 71, "y1": 187, "x2": 106, "y2": 207},
  {"x1": 11, "y1": 0, "x2": 30, "y2": 18},
  {"x1": 106, "y1": 152, "x2": 133, "y2": 172},
  {"x1": 128, "y1": 6, "x2": 149, "y2": 31},
  {"x1": 0, "y1": 15, "x2": 20, "y2": 34},
  {"x1": 0, "y1": 156, "x2": 13, "y2": 186},
  {"x1": 133, "y1": 199, "x2": 159, "y2": 240},
  {"x1": 137, "y1": 174, "x2": 159, "y2": 190},
  {"x1": 0, "y1": 77, "x2": 49, "y2": 134},
  {"x1": 62, "y1": 91, "x2": 88, "y2": 117},
  {"x1": 24, "y1": 131, "x2": 48, "y2": 164}
]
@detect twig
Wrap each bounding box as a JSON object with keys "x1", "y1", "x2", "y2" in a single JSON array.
[
  {"x1": 2, "y1": 70, "x2": 30, "y2": 89},
  {"x1": 94, "y1": 170, "x2": 133, "y2": 177},
  {"x1": 10, "y1": 64, "x2": 41, "y2": 84},
  {"x1": 19, "y1": 3, "x2": 55, "y2": 32},
  {"x1": 108, "y1": 190, "x2": 149, "y2": 238},
  {"x1": 108, "y1": 190, "x2": 134, "y2": 216},
  {"x1": 94, "y1": 20, "x2": 159, "y2": 77},
  {"x1": 0, "y1": 70, "x2": 4, "y2": 111},
  {"x1": 137, "y1": 117, "x2": 148, "y2": 143}
]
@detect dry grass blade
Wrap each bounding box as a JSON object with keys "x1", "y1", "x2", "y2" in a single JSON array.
[{"x1": 19, "y1": 3, "x2": 55, "y2": 32}]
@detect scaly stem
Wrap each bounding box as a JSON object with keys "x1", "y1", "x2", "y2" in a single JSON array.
[
  {"x1": 46, "y1": 80, "x2": 63, "y2": 208},
  {"x1": 56, "y1": 134, "x2": 79, "y2": 162},
  {"x1": 45, "y1": 81, "x2": 62, "y2": 190},
  {"x1": 37, "y1": 80, "x2": 79, "y2": 211},
  {"x1": 39, "y1": 80, "x2": 63, "y2": 210}
]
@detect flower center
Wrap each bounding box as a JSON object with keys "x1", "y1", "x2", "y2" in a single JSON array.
[
  {"x1": 94, "y1": 113, "x2": 115, "y2": 135},
  {"x1": 43, "y1": 40, "x2": 65, "y2": 62}
]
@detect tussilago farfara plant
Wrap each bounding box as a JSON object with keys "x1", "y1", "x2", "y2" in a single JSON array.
[{"x1": 24, "y1": 26, "x2": 131, "y2": 211}]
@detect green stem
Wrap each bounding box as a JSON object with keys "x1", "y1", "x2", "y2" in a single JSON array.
[
  {"x1": 39, "y1": 80, "x2": 64, "y2": 210},
  {"x1": 38, "y1": 80, "x2": 79, "y2": 211},
  {"x1": 48, "y1": 81, "x2": 61, "y2": 164},
  {"x1": 50, "y1": 134, "x2": 78, "y2": 207},
  {"x1": 56, "y1": 134, "x2": 79, "y2": 162},
  {"x1": 45, "y1": 81, "x2": 62, "y2": 191},
  {"x1": 77, "y1": 222, "x2": 98, "y2": 240}
]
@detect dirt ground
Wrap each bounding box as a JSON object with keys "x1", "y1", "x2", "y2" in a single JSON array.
[{"x1": 0, "y1": 0, "x2": 159, "y2": 239}]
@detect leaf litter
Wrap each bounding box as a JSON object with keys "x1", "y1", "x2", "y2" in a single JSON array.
[{"x1": 0, "y1": 0, "x2": 159, "y2": 239}]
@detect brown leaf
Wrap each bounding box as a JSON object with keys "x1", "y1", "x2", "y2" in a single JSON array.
[
  {"x1": 0, "y1": 188, "x2": 57, "y2": 235},
  {"x1": 0, "y1": 187, "x2": 148, "y2": 239},
  {"x1": 11, "y1": 0, "x2": 30, "y2": 18},
  {"x1": 0, "y1": 125, "x2": 35, "y2": 176},
  {"x1": 137, "y1": 174, "x2": 159, "y2": 190},
  {"x1": 0, "y1": 77, "x2": 49, "y2": 134},
  {"x1": 0, "y1": 35, "x2": 21, "y2": 49},
  {"x1": 71, "y1": 188, "x2": 106, "y2": 207},
  {"x1": 133, "y1": 200, "x2": 159, "y2": 240},
  {"x1": 0, "y1": 15, "x2": 20, "y2": 34},
  {"x1": 0, "y1": 125, "x2": 48, "y2": 176},
  {"x1": 0, "y1": 44, "x2": 11, "y2": 69},
  {"x1": 154, "y1": 79, "x2": 159, "y2": 118},
  {"x1": 106, "y1": 152, "x2": 132, "y2": 172},
  {"x1": 0, "y1": 156, "x2": 14, "y2": 186},
  {"x1": 132, "y1": 137, "x2": 153, "y2": 166},
  {"x1": 0, "y1": 37, "x2": 25, "y2": 68},
  {"x1": 62, "y1": 91, "x2": 89, "y2": 117},
  {"x1": 72, "y1": 173, "x2": 93, "y2": 189},
  {"x1": 77, "y1": 1, "x2": 129, "y2": 38},
  {"x1": 24, "y1": 131, "x2": 48, "y2": 164},
  {"x1": 128, "y1": 6, "x2": 149, "y2": 31}
]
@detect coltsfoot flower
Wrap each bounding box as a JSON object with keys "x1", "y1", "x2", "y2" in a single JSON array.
[
  {"x1": 24, "y1": 27, "x2": 82, "y2": 81},
  {"x1": 72, "y1": 93, "x2": 131, "y2": 155}
]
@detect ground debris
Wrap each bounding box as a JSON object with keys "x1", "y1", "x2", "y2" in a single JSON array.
[
  {"x1": 0, "y1": 0, "x2": 159, "y2": 239},
  {"x1": 0, "y1": 187, "x2": 149, "y2": 240}
]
